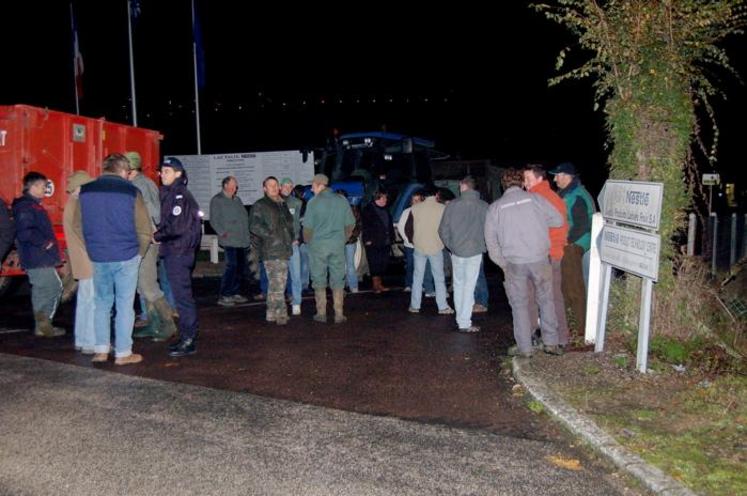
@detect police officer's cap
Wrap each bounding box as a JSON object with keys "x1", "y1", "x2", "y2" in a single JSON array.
[{"x1": 161, "y1": 157, "x2": 185, "y2": 172}]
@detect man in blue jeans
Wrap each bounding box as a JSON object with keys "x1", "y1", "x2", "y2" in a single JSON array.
[
  {"x1": 281, "y1": 177, "x2": 304, "y2": 315},
  {"x1": 438, "y1": 176, "x2": 489, "y2": 333},
  {"x1": 77, "y1": 154, "x2": 152, "y2": 365},
  {"x1": 404, "y1": 189, "x2": 453, "y2": 315},
  {"x1": 473, "y1": 258, "x2": 489, "y2": 312}
]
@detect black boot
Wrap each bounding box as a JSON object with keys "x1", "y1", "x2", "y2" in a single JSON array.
[{"x1": 168, "y1": 338, "x2": 196, "y2": 357}]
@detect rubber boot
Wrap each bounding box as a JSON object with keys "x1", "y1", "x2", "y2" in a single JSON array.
[
  {"x1": 313, "y1": 289, "x2": 327, "y2": 323},
  {"x1": 332, "y1": 288, "x2": 346, "y2": 324},
  {"x1": 133, "y1": 302, "x2": 160, "y2": 338},
  {"x1": 33, "y1": 312, "x2": 64, "y2": 338},
  {"x1": 152, "y1": 297, "x2": 178, "y2": 341}
]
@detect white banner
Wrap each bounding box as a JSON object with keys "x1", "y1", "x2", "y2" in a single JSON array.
[{"x1": 174, "y1": 150, "x2": 314, "y2": 219}]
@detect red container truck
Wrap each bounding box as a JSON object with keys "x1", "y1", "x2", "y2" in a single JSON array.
[{"x1": 0, "y1": 105, "x2": 162, "y2": 296}]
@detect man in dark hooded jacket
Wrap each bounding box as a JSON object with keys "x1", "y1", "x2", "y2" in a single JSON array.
[
  {"x1": 155, "y1": 157, "x2": 202, "y2": 357},
  {"x1": 12, "y1": 172, "x2": 64, "y2": 338}
]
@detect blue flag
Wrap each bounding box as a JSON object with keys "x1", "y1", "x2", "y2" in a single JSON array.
[
  {"x1": 193, "y1": 1, "x2": 206, "y2": 89},
  {"x1": 130, "y1": 0, "x2": 141, "y2": 25}
]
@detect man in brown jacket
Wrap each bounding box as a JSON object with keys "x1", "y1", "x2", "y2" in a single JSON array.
[
  {"x1": 63, "y1": 171, "x2": 95, "y2": 354},
  {"x1": 405, "y1": 189, "x2": 454, "y2": 315}
]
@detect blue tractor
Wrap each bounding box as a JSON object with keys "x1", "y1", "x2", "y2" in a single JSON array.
[{"x1": 314, "y1": 131, "x2": 446, "y2": 222}]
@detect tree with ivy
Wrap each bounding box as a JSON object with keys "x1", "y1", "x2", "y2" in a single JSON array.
[{"x1": 533, "y1": 0, "x2": 746, "y2": 338}]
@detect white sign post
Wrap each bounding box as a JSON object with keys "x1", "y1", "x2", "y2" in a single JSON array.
[
  {"x1": 584, "y1": 213, "x2": 605, "y2": 344},
  {"x1": 594, "y1": 180, "x2": 663, "y2": 373}
]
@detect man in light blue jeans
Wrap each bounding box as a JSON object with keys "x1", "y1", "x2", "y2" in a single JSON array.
[
  {"x1": 281, "y1": 178, "x2": 304, "y2": 315},
  {"x1": 92, "y1": 254, "x2": 141, "y2": 359},
  {"x1": 74, "y1": 278, "x2": 95, "y2": 351},
  {"x1": 450, "y1": 254, "x2": 483, "y2": 330},
  {"x1": 344, "y1": 242, "x2": 358, "y2": 292},
  {"x1": 410, "y1": 249, "x2": 450, "y2": 312},
  {"x1": 77, "y1": 153, "x2": 152, "y2": 365},
  {"x1": 438, "y1": 176, "x2": 489, "y2": 332},
  {"x1": 405, "y1": 190, "x2": 453, "y2": 314},
  {"x1": 288, "y1": 243, "x2": 303, "y2": 310}
]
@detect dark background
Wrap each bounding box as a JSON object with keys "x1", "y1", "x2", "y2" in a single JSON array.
[{"x1": 2, "y1": 1, "x2": 745, "y2": 198}]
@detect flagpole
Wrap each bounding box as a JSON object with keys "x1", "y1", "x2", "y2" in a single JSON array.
[
  {"x1": 127, "y1": 0, "x2": 138, "y2": 126},
  {"x1": 70, "y1": 3, "x2": 80, "y2": 115},
  {"x1": 192, "y1": 0, "x2": 202, "y2": 154}
]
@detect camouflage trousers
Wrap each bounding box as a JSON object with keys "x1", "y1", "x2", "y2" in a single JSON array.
[{"x1": 264, "y1": 259, "x2": 289, "y2": 321}]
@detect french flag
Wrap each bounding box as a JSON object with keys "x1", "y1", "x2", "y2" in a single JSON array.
[{"x1": 72, "y1": 5, "x2": 84, "y2": 99}]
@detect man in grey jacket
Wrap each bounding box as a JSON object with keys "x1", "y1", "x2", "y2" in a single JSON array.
[
  {"x1": 484, "y1": 169, "x2": 564, "y2": 357},
  {"x1": 210, "y1": 176, "x2": 251, "y2": 306},
  {"x1": 438, "y1": 176, "x2": 488, "y2": 333},
  {"x1": 126, "y1": 151, "x2": 177, "y2": 341}
]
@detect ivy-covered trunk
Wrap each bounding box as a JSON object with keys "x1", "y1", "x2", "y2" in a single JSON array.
[
  {"x1": 607, "y1": 78, "x2": 694, "y2": 333},
  {"x1": 534, "y1": 0, "x2": 745, "y2": 338}
]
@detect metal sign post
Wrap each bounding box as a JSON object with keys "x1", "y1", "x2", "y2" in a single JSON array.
[
  {"x1": 702, "y1": 173, "x2": 720, "y2": 215},
  {"x1": 594, "y1": 263, "x2": 613, "y2": 353},
  {"x1": 636, "y1": 278, "x2": 654, "y2": 373}
]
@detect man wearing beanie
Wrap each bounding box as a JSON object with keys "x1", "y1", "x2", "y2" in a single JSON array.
[{"x1": 125, "y1": 151, "x2": 178, "y2": 341}]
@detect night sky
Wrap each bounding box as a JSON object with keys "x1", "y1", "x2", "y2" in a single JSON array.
[{"x1": 2, "y1": 1, "x2": 745, "y2": 195}]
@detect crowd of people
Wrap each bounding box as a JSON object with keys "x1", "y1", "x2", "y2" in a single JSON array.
[{"x1": 0, "y1": 156, "x2": 596, "y2": 361}]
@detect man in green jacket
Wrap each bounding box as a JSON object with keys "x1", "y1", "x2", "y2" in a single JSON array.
[
  {"x1": 550, "y1": 162, "x2": 596, "y2": 336},
  {"x1": 210, "y1": 176, "x2": 251, "y2": 307},
  {"x1": 303, "y1": 174, "x2": 356, "y2": 323},
  {"x1": 249, "y1": 176, "x2": 294, "y2": 325}
]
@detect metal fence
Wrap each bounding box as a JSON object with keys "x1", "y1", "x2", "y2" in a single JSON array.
[{"x1": 687, "y1": 212, "x2": 747, "y2": 274}]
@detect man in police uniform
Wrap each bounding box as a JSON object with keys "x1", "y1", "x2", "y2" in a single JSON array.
[
  {"x1": 155, "y1": 157, "x2": 202, "y2": 357},
  {"x1": 302, "y1": 174, "x2": 356, "y2": 323}
]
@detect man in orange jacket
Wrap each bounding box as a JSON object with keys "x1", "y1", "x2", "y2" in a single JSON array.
[{"x1": 523, "y1": 164, "x2": 570, "y2": 347}]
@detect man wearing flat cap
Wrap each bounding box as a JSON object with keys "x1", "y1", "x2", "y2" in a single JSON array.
[
  {"x1": 302, "y1": 174, "x2": 356, "y2": 324},
  {"x1": 126, "y1": 151, "x2": 178, "y2": 341}
]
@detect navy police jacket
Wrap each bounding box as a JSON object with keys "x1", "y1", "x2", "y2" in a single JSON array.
[{"x1": 155, "y1": 176, "x2": 201, "y2": 256}]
